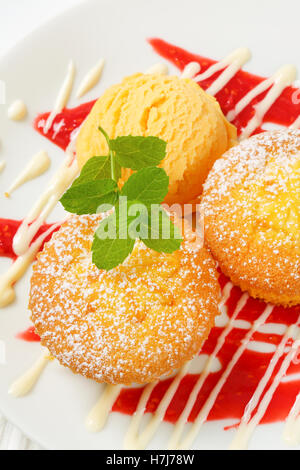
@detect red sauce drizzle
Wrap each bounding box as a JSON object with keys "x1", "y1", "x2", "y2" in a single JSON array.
[
  {"x1": 113, "y1": 291, "x2": 300, "y2": 425},
  {"x1": 33, "y1": 100, "x2": 95, "y2": 150},
  {"x1": 27, "y1": 39, "x2": 300, "y2": 429},
  {"x1": 16, "y1": 326, "x2": 40, "y2": 342},
  {"x1": 0, "y1": 218, "x2": 60, "y2": 260},
  {"x1": 148, "y1": 38, "x2": 300, "y2": 134}
]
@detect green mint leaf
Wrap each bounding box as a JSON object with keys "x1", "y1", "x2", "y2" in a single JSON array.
[
  {"x1": 60, "y1": 179, "x2": 118, "y2": 215},
  {"x1": 97, "y1": 127, "x2": 122, "y2": 182},
  {"x1": 121, "y1": 167, "x2": 169, "y2": 205},
  {"x1": 92, "y1": 208, "x2": 135, "y2": 270},
  {"x1": 110, "y1": 136, "x2": 167, "y2": 170},
  {"x1": 98, "y1": 126, "x2": 111, "y2": 147},
  {"x1": 141, "y1": 207, "x2": 182, "y2": 254},
  {"x1": 113, "y1": 160, "x2": 122, "y2": 182},
  {"x1": 72, "y1": 156, "x2": 111, "y2": 186}
]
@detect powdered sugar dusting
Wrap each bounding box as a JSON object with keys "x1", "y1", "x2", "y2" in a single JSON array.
[
  {"x1": 201, "y1": 129, "x2": 300, "y2": 305},
  {"x1": 29, "y1": 214, "x2": 220, "y2": 385}
]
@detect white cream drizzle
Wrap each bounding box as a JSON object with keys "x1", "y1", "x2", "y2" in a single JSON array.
[
  {"x1": 0, "y1": 160, "x2": 6, "y2": 173},
  {"x1": 146, "y1": 63, "x2": 169, "y2": 75},
  {"x1": 258, "y1": 322, "x2": 287, "y2": 335},
  {"x1": 86, "y1": 385, "x2": 122, "y2": 433},
  {"x1": 124, "y1": 362, "x2": 192, "y2": 450},
  {"x1": 191, "y1": 48, "x2": 297, "y2": 141},
  {"x1": 123, "y1": 380, "x2": 158, "y2": 449},
  {"x1": 43, "y1": 60, "x2": 76, "y2": 134},
  {"x1": 283, "y1": 392, "x2": 300, "y2": 446},
  {"x1": 282, "y1": 372, "x2": 300, "y2": 384},
  {"x1": 76, "y1": 59, "x2": 105, "y2": 98},
  {"x1": 230, "y1": 327, "x2": 300, "y2": 450},
  {"x1": 214, "y1": 281, "x2": 233, "y2": 327},
  {"x1": 9, "y1": 351, "x2": 50, "y2": 398},
  {"x1": 0, "y1": 223, "x2": 60, "y2": 308},
  {"x1": 229, "y1": 65, "x2": 297, "y2": 139},
  {"x1": 5, "y1": 150, "x2": 51, "y2": 197},
  {"x1": 246, "y1": 341, "x2": 277, "y2": 354},
  {"x1": 7, "y1": 100, "x2": 27, "y2": 121},
  {"x1": 181, "y1": 62, "x2": 201, "y2": 79},
  {"x1": 176, "y1": 304, "x2": 273, "y2": 449},
  {"x1": 188, "y1": 354, "x2": 222, "y2": 374},
  {"x1": 12, "y1": 144, "x2": 78, "y2": 258},
  {"x1": 233, "y1": 319, "x2": 252, "y2": 330},
  {"x1": 193, "y1": 48, "x2": 251, "y2": 96},
  {"x1": 168, "y1": 291, "x2": 249, "y2": 449}
]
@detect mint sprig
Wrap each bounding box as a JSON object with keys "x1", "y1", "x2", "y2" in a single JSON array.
[
  {"x1": 120, "y1": 166, "x2": 169, "y2": 204},
  {"x1": 110, "y1": 135, "x2": 167, "y2": 170},
  {"x1": 92, "y1": 207, "x2": 135, "y2": 271},
  {"x1": 60, "y1": 127, "x2": 182, "y2": 270},
  {"x1": 72, "y1": 156, "x2": 111, "y2": 185},
  {"x1": 60, "y1": 179, "x2": 118, "y2": 215}
]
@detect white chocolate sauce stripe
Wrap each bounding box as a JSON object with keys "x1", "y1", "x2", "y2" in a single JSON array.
[
  {"x1": 7, "y1": 100, "x2": 27, "y2": 121},
  {"x1": 281, "y1": 372, "x2": 300, "y2": 384},
  {"x1": 12, "y1": 142, "x2": 78, "y2": 258},
  {"x1": 0, "y1": 160, "x2": 6, "y2": 173},
  {"x1": 176, "y1": 304, "x2": 274, "y2": 449},
  {"x1": 227, "y1": 66, "x2": 296, "y2": 123},
  {"x1": 123, "y1": 380, "x2": 158, "y2": 449},
  {"x1": 192, "y1": 48, "x2": 297, "y2": 140},
  {"x1": 237, "y1": 66, "x2": 297, "y2": 139},
  {"x1": 215, "y1": 280, "x2": 234, "y2": 327},
  {"x1": 124, "y1": 362, "x2": 192, "y2": 450},
  {"x1": 283, "y1": 392, "x2": 300, "y2": 446},
  {"x1": 86, "y1": 385, "x2": 122, "y2": 433},
  {"x1": 76, "y1": 59, "x2": 105, "y2": 98},
  {"x1": 230, "y1": 316, "x2": 300, "y2": 449},
  {"x1": 230, "y1": 324, "x2": 300, "y2": 450},
  {"x1": 5, "y1": 150, "x2": 51, "y2": 197},
  {"x1": 168, "y1": 291, "x2": 249, "y2": 449},
  {"x1": 9, "y1": 351, "x2": 51, "y2": 398},
  {"x1": 43, "y1": 60, "x2": 76, "y2": 134},
  {"x1": 145, "y1": 63, "x2": 169, "y2": 75},
  {"x1": 0, "y1": 222, "x2": 60, "y2": 308},
  {"x1": 193, "y1": 48, "x2": 252, "y2": 96},
  {"x1": 181, "y1": 62, "x2": 201, "y2": 79}
]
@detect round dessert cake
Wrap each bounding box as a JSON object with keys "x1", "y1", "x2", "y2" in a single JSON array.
[
  {"x1": 201, "y1": 129, "x2": 300, "y2": 307},
  {"x1": 76, "y1": 73, "x2": 236, "y2": 205},
  {"x1": 29, "y1": 214, "x2": 220, "y2": 385}
]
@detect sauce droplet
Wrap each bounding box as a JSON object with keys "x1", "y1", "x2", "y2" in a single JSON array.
[
  {"x1": 5, "y1": 150, "x2": 51, "y2": 197},
  {"x1": 7, "y1": 100, "x2": 27, "y2": 121},
  {"x1": 0, "y1": 160, "x2": 6, "y2": 173},
  {"x1": 76, "y1": 59, "x2": 105, "y2": 98}
]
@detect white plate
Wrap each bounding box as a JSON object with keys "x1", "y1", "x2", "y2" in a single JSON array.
[{"x1": 0, "y1": 0, "x2": 299, "y2": 450}]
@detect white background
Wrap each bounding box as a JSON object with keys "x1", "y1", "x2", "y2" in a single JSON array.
[{"x1": 0, "y1": 0, "x2": 83, "y2": 58}]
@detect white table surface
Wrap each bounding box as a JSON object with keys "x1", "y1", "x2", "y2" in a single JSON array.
[{"x1": 0, "y1": 0, "x2": 83, "y2": 450}]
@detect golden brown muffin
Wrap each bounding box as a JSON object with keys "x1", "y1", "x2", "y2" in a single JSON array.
[
  {"x1": 76, "y1": 73, "x2": 236, "y2": 205},
  {"x1": 201, "y1": 129, "x2": 300, "y2": 307},
  {"x1": 29, "y1": 214, "x2": 220, "y2": 385}
]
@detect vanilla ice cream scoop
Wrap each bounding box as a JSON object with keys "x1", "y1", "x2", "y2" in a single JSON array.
[{"x1": 76, "y1": 73, "x2": 236, "y2": 205}]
